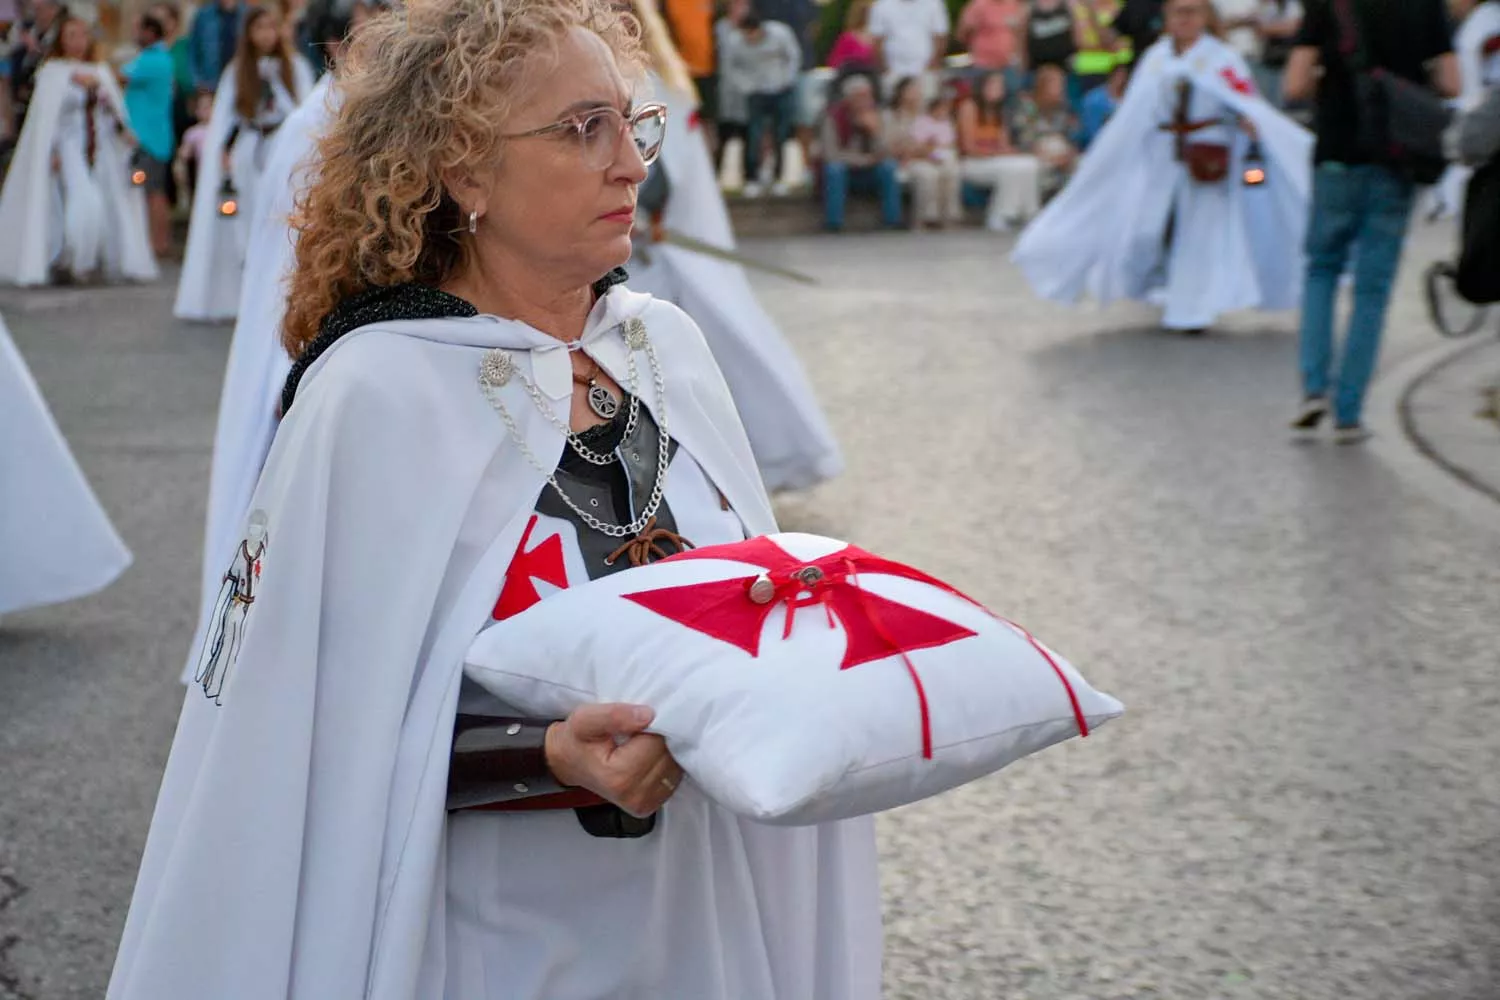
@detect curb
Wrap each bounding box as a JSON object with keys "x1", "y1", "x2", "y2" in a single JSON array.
[
  {"x1": 1398, "y1": 335, "x2": 1500, "y2": 505},
  {"x1": 1366, "y1": 332, "x2": 1500, "y2": 536}
]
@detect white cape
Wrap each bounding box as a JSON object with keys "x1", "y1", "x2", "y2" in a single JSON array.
[
  {"x1": 110, "y1": 288, "x2": 881, "y2": 999},
  {"x1": 182, "y1": 74, "x2": 333, "y2": 683},
  {"x1": 0, "y1": 61, "x2": 158, "y2": 287},
  {"x1": 1013, "y1": 35, "x2": 1312, "y2": 320},
  {"x1": 630, "y1": 74, "x2": 844, "y2": 492},
  {"x1": 174, "y1": 57, "x2": 314, "y2": 322},
  {"x1": 0, "y1": 312, "x2": 131, "y2": 615},
  {"x1": 183, "y1": 72, "x2": 842, "y2": 688}
]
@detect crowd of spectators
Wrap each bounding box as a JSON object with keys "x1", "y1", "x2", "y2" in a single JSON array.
[
  {"x1": 1, "y1": 0, "x2": 1312, "y2": 234},
  {"x1": 679, "y1": 0, "x2": 1309, "y2": 230},
  {"x1": 0, "y1": 0, "x2": 347, "y2": 220}
]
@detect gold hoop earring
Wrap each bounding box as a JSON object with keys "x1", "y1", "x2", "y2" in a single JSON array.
[{"x1": 468, "y1": 210, "x2": 478, "y2": 235}]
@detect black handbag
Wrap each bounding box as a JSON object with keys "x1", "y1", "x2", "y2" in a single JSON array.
[
  {"x1": 1333, "y1": 0, "x2": 1451, "y2": 184},
  {"x1": 1456, "y1": 158, "x2": 1500, "y2": 304}
]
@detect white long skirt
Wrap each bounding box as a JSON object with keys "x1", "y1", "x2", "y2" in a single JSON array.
[
  {"x1": 50, "y1": 133, "x2": 106, "y2": 278},
  {"x1": 0, "y1": 313, "x2": 131, "y2": 615},
  {"x1": 1159, "y1": 168, "x2": 1262, "y2": 331}
]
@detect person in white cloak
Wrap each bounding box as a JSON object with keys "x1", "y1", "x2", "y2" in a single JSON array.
[
  {"x1": 173, "y1": 4, "x2": 313, "y2": 322},
  {"x1": 180, "y1": 0, "x2": 360, "y2": 685},
  {"x1": 0, "y1": 17, "x2": 159, "y2": 287},
  {"x1": 185, "y1": 0, "x2": 837, "y2": 687},
  {"x1": 110, "y1": 1, "x2": 882, "y2": 998},
  {"x1": 1013, "y1": 0, "x2": 1313, "y2": 335},
  {"x1": 625, "y1": 0, "x2": 844, "y2": 492},
  {"x1": 0, "y1": 311, "x2": 131, "y2": 616}
]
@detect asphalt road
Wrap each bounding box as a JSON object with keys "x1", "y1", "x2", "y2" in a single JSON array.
[{"x1": 2, "y1": 223, "x2": 1498, "y2": 1000}]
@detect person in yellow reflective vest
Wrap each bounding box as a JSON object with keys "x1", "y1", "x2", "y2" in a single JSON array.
[{"x1": 1073, "y1": 0, "x2": 1125, "y2": 92}]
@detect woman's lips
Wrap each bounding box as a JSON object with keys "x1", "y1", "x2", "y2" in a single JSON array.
[{"x1": 600, "y1": 208, "x2": 636, "y2": 223}]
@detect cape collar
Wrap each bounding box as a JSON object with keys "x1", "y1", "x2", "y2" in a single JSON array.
[{"x1": 282, "y1": 269, "x2": 635, "y2": 412}]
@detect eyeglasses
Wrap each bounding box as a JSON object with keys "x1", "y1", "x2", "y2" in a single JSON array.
[{"x1": 504, "y1": 103, "x2": 668, "y2": 171}]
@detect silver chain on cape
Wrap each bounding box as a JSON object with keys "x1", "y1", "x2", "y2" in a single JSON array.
[{"x1": 478, "y1": 317, "x2": 671, "y2": 539}]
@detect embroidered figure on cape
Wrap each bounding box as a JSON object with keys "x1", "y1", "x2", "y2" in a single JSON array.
[{"x1": 193, "y1": 510, "x2": 268, "y2": 705}]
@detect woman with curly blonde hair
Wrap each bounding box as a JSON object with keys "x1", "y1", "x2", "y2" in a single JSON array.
[{"x1": 107, "y1": 0, "x2": 881, "y2": 995}]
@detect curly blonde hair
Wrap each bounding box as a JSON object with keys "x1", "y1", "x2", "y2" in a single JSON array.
[{"x1": 282, "y1": 0, "x2": 644, "y2": 357}]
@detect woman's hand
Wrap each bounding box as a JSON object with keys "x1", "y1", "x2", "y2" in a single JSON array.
[
  {"x1": 71, "y1": 71, "x2": 99, "y2": 89},
  {"x1": 545, "y1": 703, "x2": 683, "y2": 817}
]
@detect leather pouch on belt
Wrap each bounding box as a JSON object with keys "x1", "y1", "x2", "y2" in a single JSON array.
[{"x1": 1184, "y1": 143, "x2": 1231, "y2": 184}]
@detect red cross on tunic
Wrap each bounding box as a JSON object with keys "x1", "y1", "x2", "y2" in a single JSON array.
[
  {"x1": 1221, "y1": 66, "x2": 1256, "y2": 97},
  {"x1": 493, "y1": 515, "x2": 570, "y2": 621}
]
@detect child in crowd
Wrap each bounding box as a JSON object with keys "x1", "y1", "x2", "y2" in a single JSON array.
[
  {"x1": 172, "y1": 90, "x2": 212, "y2": 212},
  {"x1": 890, "y1": 78, "x2": 963, "y2": 228}
]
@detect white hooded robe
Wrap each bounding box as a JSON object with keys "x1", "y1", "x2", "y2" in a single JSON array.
[
  {"x1": 0, "y1": 311, "x2": 131, "y2": 615},
  {"x1": 0, "y1": 60, "x2": 158, "y2": 286},
  {"x1": 111, "y1": 289, "x2": 882, "y2": 1000},
  {"x1": 1013, "y1": 34, "x2": 1313, "y2": 330},
  {"x1": 173, "y1": 54, "x2": 314, "y2": 322}
]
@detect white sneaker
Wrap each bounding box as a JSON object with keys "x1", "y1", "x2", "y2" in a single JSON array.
[
  {"x1": 742, "y1": 182, "x2": 765, "y2": 199},
  {"x1": 769, "y1": 181, "x2": 790, "y2": 198},
  {"x1": 1333, "y1": 424, "x2": 1371, "y2": 445}
]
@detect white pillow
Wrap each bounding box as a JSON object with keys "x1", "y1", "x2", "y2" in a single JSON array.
[{"x1": 464, "y1": 532, "x2": 1123, "y2": 825}]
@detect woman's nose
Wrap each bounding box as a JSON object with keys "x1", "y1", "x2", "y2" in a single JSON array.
[{"x1": 609, "y1": 129, "x2": 649, "y2": 184}]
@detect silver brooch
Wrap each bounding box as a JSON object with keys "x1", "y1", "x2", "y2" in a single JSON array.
[
  {"x1": 623, "y1": 317, "x2": 648, "y2": 350},
  {"x1": 479, "y1": 349, "x2": 514, "y2": 388}
]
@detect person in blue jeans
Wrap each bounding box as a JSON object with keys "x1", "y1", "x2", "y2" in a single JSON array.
[
  {"x1": 1283, "y1": 0, "x2": 1458, "y2": 442},
  {"x1": 819, "y1": 74, "x2": 902, "y2": 230}
]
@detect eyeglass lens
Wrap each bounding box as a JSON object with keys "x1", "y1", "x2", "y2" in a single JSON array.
[{"x1": 580, "y1": 107, "x2": 666, "y2": 168}]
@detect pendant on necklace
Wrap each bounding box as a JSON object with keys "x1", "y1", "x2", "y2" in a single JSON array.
[{"x1": 587, "y1": 380, "x2": 620, "y2": 420}]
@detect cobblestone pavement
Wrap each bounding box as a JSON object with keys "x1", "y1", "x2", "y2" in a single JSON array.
[{"x1": 1, "y1": 222, "x2": 1498, "y2": 1000}]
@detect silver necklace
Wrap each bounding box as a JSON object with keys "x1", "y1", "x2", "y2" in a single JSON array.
[{"x1": 479, "y1": 318, "x2": 671, "y2": 539}]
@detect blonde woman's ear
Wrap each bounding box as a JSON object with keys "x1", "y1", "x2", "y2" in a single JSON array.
[{"x1": 440, "y1": 166, "x2": 486, "y2": 218}]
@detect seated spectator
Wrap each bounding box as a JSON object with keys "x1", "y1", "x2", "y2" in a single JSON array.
[
  {"x1": 826, "y1": 0, "x2": 878, "y2": 71},
  {"x1": 1079, "y1": 60, "x2": 1127, "y2": 147},
  {"x1": 888, "y1": 75, "x2": 962, "y2": 227},
  {"x1": 956, "y1": 70, "x2": 1040, "y2": 230},
  {"x1": 722, "y1": 9, "x2": 801, "y2": 196},
  {"x1": 1011, "y1": 63, "x2": 1079, "y2": 199},
  {"x1": 820, "y1": 73, "x2": 901, "y2": 230}
]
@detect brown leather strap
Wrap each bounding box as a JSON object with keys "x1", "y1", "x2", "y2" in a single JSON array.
[
  {"x1": 447, "y1": 715, "x2": 572, "y2": 812},
  {"x1": 468, "y1": 789, "x2": 609, "y2": 812},
  {"x1": 1159, "y1": 119, "x2": 1223, "y2": 136}
]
